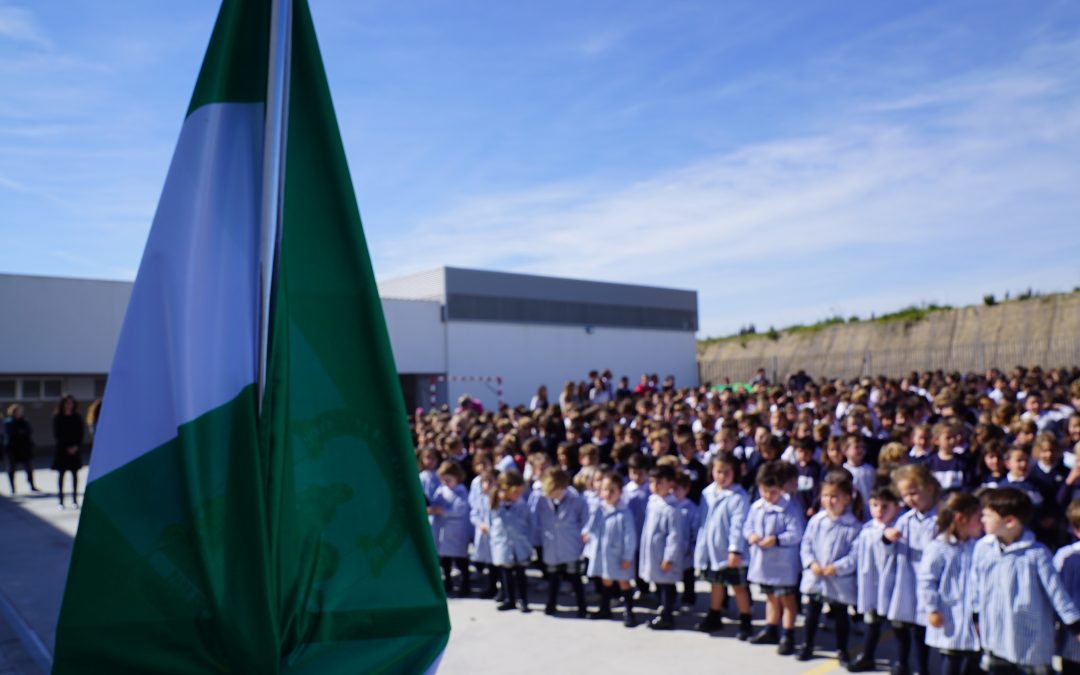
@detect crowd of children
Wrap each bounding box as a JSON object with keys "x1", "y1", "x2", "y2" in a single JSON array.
[{"x1": 417, "y1": 366, "x2": 1080, "y2": 674}]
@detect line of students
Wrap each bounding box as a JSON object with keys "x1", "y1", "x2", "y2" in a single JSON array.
[{"x1": 426, "y1": 450, "x2": 1080, "y2": 675}]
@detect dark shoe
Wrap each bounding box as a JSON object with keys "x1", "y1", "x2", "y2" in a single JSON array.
[
  {"x1": 623, "y1": 609, "x2": 637, "y2": 627},
  {"x1": 497, "y1": 601, "x2": 514, "y2": 611},
  {"x1": 736, "y1": 624, "x2": 752, "y2": 641},
  {"x1": 748, "y1": 626, "x2": 779, "y2": 645},
  {"x1": 846, "y1": 655, "x2": 875, "y2": 672},
  {"x1": 648, "y1": 615, "x2": 674, "y2": 630},
  {"x1": 576, "y1": 606, "x2": 587, "y2": 618},
  {"x1": 544, "y1": 604, "x2": 557, "y2": 615},
  {"x1": 590, "y1": 607, "x2": 613, "y2": 620},
  {"x1": 695, "y1": 610, "x2": 724, "y2": 633},
  {"x1": 777, "y1": 634, "x2": 795, "y2": 656},
  {"x1": 837, "y1": 651, "x2": 850, "y2": 668},
  {"x1": 519, "y1": 601, "x2": 531, "y2": 614},
  {"x1": 796, "y1": 645, "x2": 814, "y2": 661}
]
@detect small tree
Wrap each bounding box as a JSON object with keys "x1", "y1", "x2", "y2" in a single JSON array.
[{"x1": 983, "y1": 294, "x2": 997, "y2": 306}]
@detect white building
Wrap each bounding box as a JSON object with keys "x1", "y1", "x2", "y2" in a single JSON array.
[
  {"x1": 0, "y1": 268, "x2": 698, "y2": 433},
  {"x1": 379, "y1": 267, "x2": 699, "y2": 411}
]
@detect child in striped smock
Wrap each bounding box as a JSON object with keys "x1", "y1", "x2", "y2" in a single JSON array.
[
  {"x1": 917, "y1": 491, "x2": 982, "y2": 675},
  {"x1": 848, "y1": 485, "x2": 900, "y2": 672},
  {"x1": 672, "y1": 471, "x2": 699, "y2": 606},
  {"x1": 469, "y1": 469, "x2": 498, "y2": 598},
  {"x1": 694, "y1": 453, "x2": 753, "y2": 640},
  {"x1": 585, "y1": 471, "x2": 639, "y2": 627},
  {"x1": 639, "y1": 465, "x2": 684, "y2": 630},
  {"x1": 744, "y1": 461, "x2": 806, "y2": 655},
  {"x1": 532, "y1": 467, "x2": 589, "y2": 617},
  {"x1": 884, "y1": 464, "x2": 941, "y2": 675},
  {"x1": 489, "y1": 471, "x2": 534, "y2": 613},
  {"x1": 797, "y1": 469, "x2": 863, "y2": 665},
  {"x1": 429, "y1": 461, "x2": 472, "y2": 597},
  {"x1": 1054, "y1": 499, "x2": 1080, "y2": 675},
  {"x1": 973, "y1": 487, "x2": 1080, "y2": 674}
]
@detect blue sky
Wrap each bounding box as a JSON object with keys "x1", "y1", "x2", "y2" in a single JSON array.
[{"x1": 2, "y1": 1, "x2": 1079, "y2": 337}]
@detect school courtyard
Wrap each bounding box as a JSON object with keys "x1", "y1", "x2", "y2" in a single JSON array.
[{"x1": 0, "y1": 467, "x2": 860, "y2": 675}]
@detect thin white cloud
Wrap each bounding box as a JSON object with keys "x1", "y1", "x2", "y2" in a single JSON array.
[
  {"x1": 373, "y1": 34, "x2": 1080, "y2": 336},
  {"x1": 0, "y1": 4, "x2": 50, "y2": 48}
]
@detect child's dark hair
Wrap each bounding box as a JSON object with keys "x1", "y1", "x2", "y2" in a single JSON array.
[
  {"x1": 869, "y1": 485, "x2": 898, "y2": 504},
  {"x1": 674, "y1": 471, "x2": 692, "y2": 491},
  {"x1": 755, "y1": 461, "x2": 786, "y2": 488},
  {"x1": 936, "y1": 491, "x2": 981, "y2": 538},
  {"x1": 979, "y1": 487, "x2": 1034, "y2": 525},
  {"x1": 820, "y1": 468, "x2": 864, "y2": 518},
  {"x1": 650, "y1": 464, "x2": 676, "y2": 483},
  {"x1": 627, "y1": 452, "x2": 651, "y2": 471}
]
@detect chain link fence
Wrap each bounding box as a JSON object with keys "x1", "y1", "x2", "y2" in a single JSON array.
[{"x1": 698, "y1": 339, "x2": 1080, "y2": 384}]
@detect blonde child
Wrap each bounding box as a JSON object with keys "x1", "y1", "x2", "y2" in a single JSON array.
[
  {"x1": 694, "y1": 453, "x2": 753, "y2": 638},
  {"x1": 884, "y1": 464, "x2": 941, "y2": 675},
  {"x1": 917, "y1": 491, "x2": 982, "y2": 675},
  {"x1": 744, "y1": 461, "x2": 805, "y2": 654},
  {"x1": 584, "y1": 471, "x2": 638, "y2": 627},
  {"x1": 797, "y1": 469, "x2": 863, "y2": 664}
]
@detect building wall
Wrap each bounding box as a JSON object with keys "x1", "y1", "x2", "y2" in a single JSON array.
[
  {"x1": 445, "y1": 321, "x2": 698, "y2": 409},
  {"x1": 380, "y1": 298, "x2": 445, "y2": 374},
  {"x1": 0, "y1": 274, "x2": 130, "y2": 374}
]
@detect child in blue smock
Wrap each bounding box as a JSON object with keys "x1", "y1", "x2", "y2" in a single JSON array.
[
  {"x1": 848, "y1": 486, "x2": 900, "y2": 672},
  {"x1": 797, "y1": 469, "x2": 862, "y2": 664},
  {"x1": 917, "y1": 491, "x2": 982, "y2": 675},
  {"x1": 639, "y1": 465, "x2": 683, "y2": 630},
  {"x1": 417, "y1": 447, "x2": 440, "y2": 502},
  {"x1": 585, "y1": 471, "x2": 639, "y2": 627},
  {"x1": 1054, "y1": 499, "x2": 1080, "y2": 675},
  {"x1": 532, "y1": 467, "x2": 589, "y2": 617},
  {"x1": 884, "y1": 463, "x2": 941, "y2": 675},
  {"x1": 694, "y1": 453, "x2": 753, "y2": 640},
  {"x1": 744, "y1": 460, "x2": 805, "y2": 655},
  {"x1": 973, "y1": 487, "x2": 1080, "y2": 673},
  {"x1": 470, "y1": 469, "x2": 497, "y2": 598},
  {"x1": 673, "y1": 472, "x2": 699, "y2": 606},
  {"x1": 489, "y1": 470, "x2": 533, "y2": 612},
  {"x1": 429, "y1": 461, "x2": 472, "y2": 597}
]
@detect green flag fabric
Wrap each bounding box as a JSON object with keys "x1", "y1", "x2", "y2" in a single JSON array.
[{"x1": 52, "y1": 1, "x2": 450, "y2": 672}]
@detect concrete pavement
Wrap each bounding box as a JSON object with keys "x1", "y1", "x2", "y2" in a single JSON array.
[{"x1": 0, "y1": 467, "x2": 865, "y2": 674}]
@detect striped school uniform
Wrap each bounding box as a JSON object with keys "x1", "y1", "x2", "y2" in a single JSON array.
[{"x1": 971, "y1": 530, "x2": 1080, "y2": 667}]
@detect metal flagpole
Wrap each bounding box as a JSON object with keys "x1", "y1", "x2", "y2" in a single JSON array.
[{"x1": 258, "y1": 0, "x2": 293, "y2": 412}]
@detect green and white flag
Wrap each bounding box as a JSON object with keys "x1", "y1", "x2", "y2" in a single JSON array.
[{"x1": 53, "y1": 1, "x2": 449, "y2": 672}]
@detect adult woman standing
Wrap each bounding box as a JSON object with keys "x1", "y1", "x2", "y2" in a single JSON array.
[
  {"x1": 4, "y1": 404, "x2": 38, "y2": 493},
  {"x1": 52, "y1": 395, "x2": 84, "y2": 509}
]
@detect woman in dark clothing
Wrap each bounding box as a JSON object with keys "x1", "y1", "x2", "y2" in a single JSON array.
[
  {"x1": 4, "y1": 404, "x2": 38, "y2": 493},
  {"x1": 52, "y1": 395, "x2": 84, "y2": 509}
]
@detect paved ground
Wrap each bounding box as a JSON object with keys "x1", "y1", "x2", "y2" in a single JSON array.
[{"x1": 0, "y1": 467, "x2": 881, "y2": 674}]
